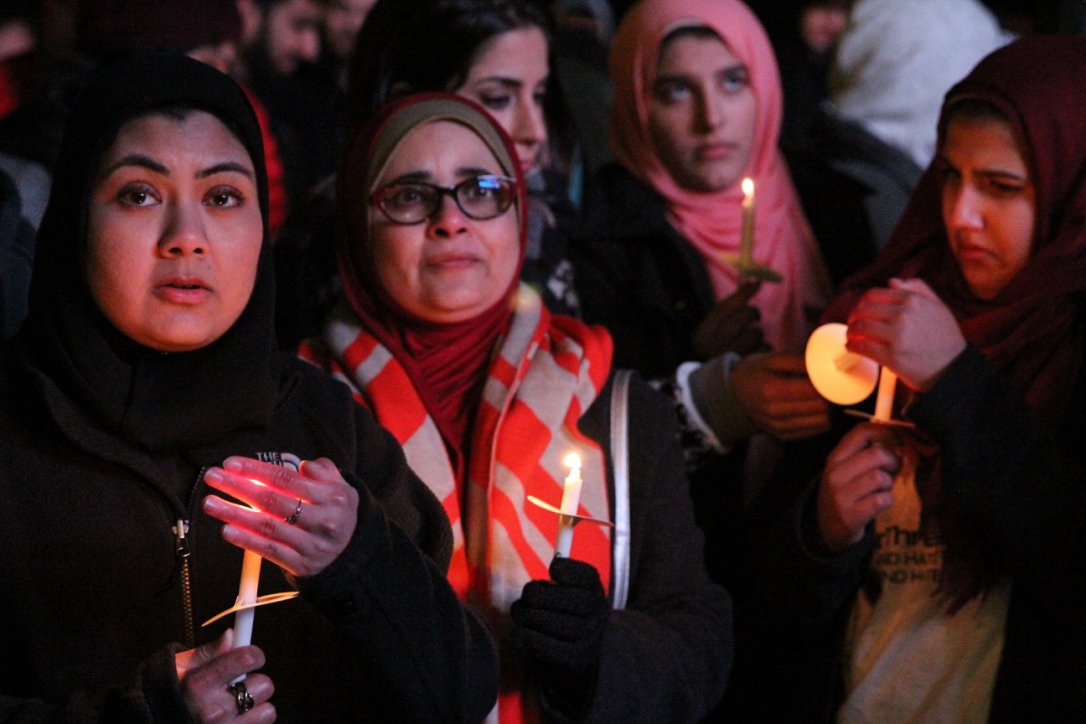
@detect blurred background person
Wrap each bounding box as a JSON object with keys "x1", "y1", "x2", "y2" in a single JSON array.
[
  {"x1": 0, "y1": 2, "x2": 50, "y2": 340},
  {"x1": 236, "y1": 0, "x2": 339, "y2": 214},
  {"x1": 785, "y1": 0, "x2": 1009, "y2": 282},
  {"x1": 751, "y1": 0, "x2": 854, "y2": 153},
  {"x1": 320, "y1": 0, "x2": 376, "y2": 93}
]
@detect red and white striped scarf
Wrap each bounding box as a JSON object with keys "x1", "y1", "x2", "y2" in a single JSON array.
[{"x1": 301, "y1": 286, "x2": 614, "y2": 682}]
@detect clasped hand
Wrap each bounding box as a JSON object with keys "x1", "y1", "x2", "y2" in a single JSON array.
[
  {"x1": 845, "y1": 278, "x2": 966, "y2": 391},
  {"x1": 202, "y1": 456, "x2": 359, "y2": 579}
]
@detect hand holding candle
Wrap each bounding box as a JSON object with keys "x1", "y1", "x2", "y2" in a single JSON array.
[
  {"x1": 201, "y1": 454, "x2": 361, "y2": 664},
  {"x1": 842, "y1": 279, "x2": 967, "y2": 392}
]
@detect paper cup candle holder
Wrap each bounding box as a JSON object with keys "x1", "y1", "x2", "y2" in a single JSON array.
[{"x1": 805, "y1": 322, "x2": 909, "y2": 425}]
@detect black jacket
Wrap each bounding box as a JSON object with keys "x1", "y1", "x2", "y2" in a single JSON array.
[
  {"x1": 573, "y1": 163, "x2": 716, "y2": 379},
  {"x1": 0, "y1": 351, "x2": 499, "y2": 722},
  {"x1": 566, "y1": 373, "x2": 733, "y2": 722}
]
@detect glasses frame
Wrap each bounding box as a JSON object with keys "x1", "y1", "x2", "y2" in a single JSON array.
[{"x1": 369, "y1": 174, "x2": 518, "y2": 225}]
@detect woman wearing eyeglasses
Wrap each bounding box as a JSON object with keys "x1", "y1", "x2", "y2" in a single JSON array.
[{"x1": 300, "y1": 92, "x2": 732, "y2": 722}]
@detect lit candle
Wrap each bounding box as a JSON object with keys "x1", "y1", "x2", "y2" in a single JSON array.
[
  {"x1": 873, "y1": 367, "x2": 897, "y2": 423},
  {"x1": 554, "y1": 453, "x2": 583, "y2": 558},
  {"x1": 740, "y1": 177, "x2": 755, "y2": 266}
]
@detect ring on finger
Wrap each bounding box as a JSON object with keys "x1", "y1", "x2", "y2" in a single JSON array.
[
  {"x1": 285, "y1": 498, "x2": 304, "y2": 525},
  {"x1": 229, "y1": 681, "x2": 254, "y2": 715}
]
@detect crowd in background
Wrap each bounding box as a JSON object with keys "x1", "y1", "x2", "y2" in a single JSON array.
[{"x1": 0, "y1": 0, "x2": 1085, "y2": 721}]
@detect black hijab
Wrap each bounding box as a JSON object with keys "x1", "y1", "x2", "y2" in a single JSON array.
[{"x1": 15, "y1": 53, "x2": 278, "y2": 456}]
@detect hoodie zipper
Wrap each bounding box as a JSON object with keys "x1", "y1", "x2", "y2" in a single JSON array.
[
  {"x1": 173, "y1": 517, "x2": 195, "y2": 648},
  {"x1": 173, "y1": 465, "x2": 210, "y2": 649}
]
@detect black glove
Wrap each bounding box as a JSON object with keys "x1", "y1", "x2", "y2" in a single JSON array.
[
  {"x1": 511, "y1": 557, "x2": 609, "y2": 717},
  {"x1": 511, "y1": 556, "x2": 609, "y2": 674}
]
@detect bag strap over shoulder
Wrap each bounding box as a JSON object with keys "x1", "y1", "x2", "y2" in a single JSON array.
[{"x1": 609, "y1": 369, "x2": 632, "y2": 610}]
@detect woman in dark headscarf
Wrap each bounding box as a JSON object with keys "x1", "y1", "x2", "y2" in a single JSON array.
[
  {"x1": 300, "y1": 92, "x2": 732, "y2": 722},
  {"x1": 757, "y1": 36, "x2": 1086, "y2": 720},
  {"x1": 0, "y1": 53, "x2": 497, "y2": 721}
]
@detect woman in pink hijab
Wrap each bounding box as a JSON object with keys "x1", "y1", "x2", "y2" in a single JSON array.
[{"x1": 573, "y1": 0, "x2": 832, "y2": 501}]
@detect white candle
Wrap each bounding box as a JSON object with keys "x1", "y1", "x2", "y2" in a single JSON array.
[
  {"x1": 554, "y1": 453, "x2": 583, "y2": 558},
  {"x1": 233, "y1": 476, "x2": 269, "y2": 652},
  {"x1": 873, "y1": 367, "x2": 897, "y2": 423},
  {"x1": 233, "y1": 549, "x2": 261, "y2": 648},
  {"x1": 740, "y1": 177, "x2": 755, "y2": 266}
]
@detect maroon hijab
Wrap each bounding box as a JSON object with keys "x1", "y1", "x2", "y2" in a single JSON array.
[
  {"x1": 824, "y1": 36, "x2": 1086, "y2": 610},
  {"x1": 335, "y1": 93, "x2": 527, "y2": 471},
  {"x1": 826, "y1": 35, "x2": 1086, "y2": 424}
]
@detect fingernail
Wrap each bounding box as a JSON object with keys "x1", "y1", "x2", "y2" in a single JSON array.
[
  {"x1": 205, "y1": 469, "x2": 223, "y2": 483},
  {"x1": 224, "y1": 457, "x2": 244, "y2": 471}
]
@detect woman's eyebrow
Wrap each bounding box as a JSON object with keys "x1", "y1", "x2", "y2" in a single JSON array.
[
  {"x1": 472, "y1": 76, "x2": 523, "y2": 90},
  {"x1": 458, "y1": 165, "x2": 494, "y2": 178},
  {"x1": 99, "y1": 156, "x2": 255, "y2": 181},
  {"x1": 386, "y1": 170, "x2": 433, "y2": 184},
  {"x1": 101, "y1": 154, "x2": 168, "y2": 177},
  {"x1": 979, "y1": 168, "x2": 1028, "y2": 181},
  {"x1": 198, "y1": 161, "x2": 255, "y2": 180}
]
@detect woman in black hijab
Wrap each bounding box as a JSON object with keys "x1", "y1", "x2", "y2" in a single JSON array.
[{"x1": 0, "y1": 53, "x2": 497, "y2": 722}]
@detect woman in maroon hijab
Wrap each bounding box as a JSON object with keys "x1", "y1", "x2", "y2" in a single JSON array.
[{"x1": 755, "y1": 36, "x2": 1086, "y2": 720}]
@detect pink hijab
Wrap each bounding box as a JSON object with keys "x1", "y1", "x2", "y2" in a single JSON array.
[{"x1": 610, "y1": 0, "x2": 830, "y2": 352}]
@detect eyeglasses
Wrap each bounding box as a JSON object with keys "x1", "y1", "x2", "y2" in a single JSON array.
[{"x1": 370, "y1": 174, "x2": 517, "y2": 224}]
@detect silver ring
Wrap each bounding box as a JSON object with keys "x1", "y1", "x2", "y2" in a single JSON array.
[
  {"x1": 285, "y1": 498, "x2": 303, "y2": 525},
  {"x1": 230, "y1": 681, "x2": 254, "y2": 714}
]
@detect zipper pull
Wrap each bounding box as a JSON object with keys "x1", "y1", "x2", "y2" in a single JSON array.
[{"x1": 173, "y1": 519, "x2": 191, "y2": 558}]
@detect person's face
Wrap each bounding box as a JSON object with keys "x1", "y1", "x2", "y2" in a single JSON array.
[
  {"x1": 456, "y1": 26, "x2": 549, "y2": 176},
  {"x1": 262, "y1": 0, "x2": 322, "y2": 75},
  {"x1": 940, "y1": 115, "x2": 1036, "y2": 301},
  {"x1": 367, "y1": 120, "x2": 520, "y2": 324},
  {"x1": 800, "y1": 4, "x2": 849, "y2": 54},
  {"x1": 86, "y1": 111, "x2": 263, "y2": 352},
  {"x1": 647, "y1": 33, "x2": 757, "y2": 193},
  {"x1": 323, "y1": 0, "x2": 375, "y2": 61}
]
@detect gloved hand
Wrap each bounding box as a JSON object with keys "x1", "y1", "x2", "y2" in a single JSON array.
[{"x1": 512, "y1": 557, "x2": 610, "y2": 716}]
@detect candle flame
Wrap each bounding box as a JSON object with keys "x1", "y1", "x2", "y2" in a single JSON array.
[
  {"x1": 563, "y1": 452, "x2": 581, "y2": 469},
  {"x1": 741, "y1": 177, "x2": 754, "y2": 197}
]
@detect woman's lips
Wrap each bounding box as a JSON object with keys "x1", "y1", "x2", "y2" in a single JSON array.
[
  {"x1": 954, "y1": 241, "x2": 996, "y2": 263},
  {"x1": 155, "y1": 277, "x2": 211, "y2": 303},
  {"x1": 425, "y1": 252, "x2": 480, "y2": 270},
  {"x1": 696, "y1": 142, "x2": 737, "y2": 161}
]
